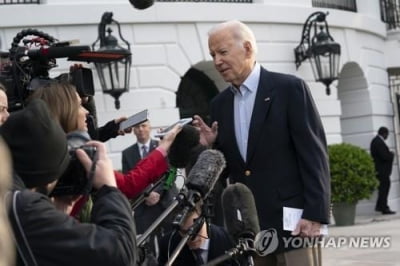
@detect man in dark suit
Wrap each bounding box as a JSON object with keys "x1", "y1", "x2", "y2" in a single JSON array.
[
  {"x1": 193, "y1": 20, "x2": 330, "y2": 266},
  {"x1": 122, "y1": 120, "x2": 178, "y2": 265},
  {"x1": 158, "y1": 202, "x2": 237, "y2": 266},
  {"x1": 370, "y1": 126, "x2": 396, "y2": 215},
  {"x1": 122, "y1": 120, "x2": 159, "y2": 173}
]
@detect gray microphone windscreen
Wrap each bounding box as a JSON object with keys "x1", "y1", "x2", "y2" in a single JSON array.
[{"x1": 185, "y1": 149, "x2": 226, "y2": 198}]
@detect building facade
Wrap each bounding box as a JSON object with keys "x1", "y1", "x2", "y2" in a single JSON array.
[{"x1": 0, "y1": 0, "x2": 398, "y2": 215}]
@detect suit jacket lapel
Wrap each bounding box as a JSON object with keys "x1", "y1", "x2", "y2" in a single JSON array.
[
  {"x1": 223, "y1": 91, "x2": 246, "y2": 167},
  {"x1": 149, "y1": 139, "x2": 158, "y2": 152},
  {"x1": 247, "y1": 67, "x2": 274, "y2": 163},
  {"x1": 133, "y1": 143, "x2": 141, "y2": 162}
]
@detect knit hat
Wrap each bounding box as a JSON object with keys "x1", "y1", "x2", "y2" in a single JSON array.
[{"x1": 0, "y1": 99, "x2": 70, "y2": 188}]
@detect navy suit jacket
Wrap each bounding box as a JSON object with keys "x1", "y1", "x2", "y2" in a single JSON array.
[
  {"x1": 122, "y1": 139, "x2": 159, "y2": 173},
  {"x1": 158, "y1": 224, "x2": 237, "y2": 266},
  {"x1": 210, "y1": 67, "x2": 330, "y2": 252}
]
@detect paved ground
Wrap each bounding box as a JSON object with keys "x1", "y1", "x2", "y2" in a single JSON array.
[{"x1": 323, "y1": 213, "x2": 400, "y2": 266}]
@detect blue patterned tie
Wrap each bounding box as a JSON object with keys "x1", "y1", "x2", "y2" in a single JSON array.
[{"x1": 141, "y1": 145, "x2": 149, "y2": 158}]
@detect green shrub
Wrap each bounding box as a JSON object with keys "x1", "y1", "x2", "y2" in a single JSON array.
[{"x1": 328, "y1": 143, "x2": 378, "y2": 203}]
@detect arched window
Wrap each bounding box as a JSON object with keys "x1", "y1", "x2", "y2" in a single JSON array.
[{"x1": 176, "y1": 68, "x2": 219, "y2": 125}]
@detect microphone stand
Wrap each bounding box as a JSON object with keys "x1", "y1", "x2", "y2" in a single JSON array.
[
  {"x1": 137, "y1": 189, "x2": 201, "y2": 247},
  {"x1": 165, "y1": 216, "x2": 205, "y2": 266},
  {"x1": 131, "y1": 177, "x2": 164, "y2": 211},
  {"x1": 204, "y1": 238, "x2": 255, "y2": 266}
]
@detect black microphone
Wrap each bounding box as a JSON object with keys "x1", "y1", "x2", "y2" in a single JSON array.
[
  {"x1": 129, "y1": 0, "x2": 154, "y2": 10},
  {"x1": 168, "y1": 124, "x2": 201, "y2": 168},
  {"x1": 222, "y1": 183, "x2": 260, "y2": 243},
  {"x1": 21, "y1": 45, "x2": 90, "y2": 59}
]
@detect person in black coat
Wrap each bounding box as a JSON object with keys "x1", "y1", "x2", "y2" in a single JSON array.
[
  {"x1": 370, "y1": 126, "x2": 396, "y2": 214},
  {"x1": 0, "y1": 99, "x2": 137, "y2": 266},
  {"x1": 193, "y1": 20, "x2": 330, "y2": 265}
]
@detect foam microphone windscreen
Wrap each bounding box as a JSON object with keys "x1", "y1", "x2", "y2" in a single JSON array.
[
  {"x1": 185, "y1": 149, "x2": 226, "y2": 198},
  {"x1": 168, "y1": 125, "x2": 200, "y2": 168},
  {"x1": 129, "y1": 0, "x2": 154, "y2": 10},
  {"x1": 222, "y1": 183, "x2": 260, "y2": 241}
]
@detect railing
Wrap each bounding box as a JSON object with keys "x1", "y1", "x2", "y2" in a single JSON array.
[
  {"x1": 381, "y1": 0, "x2": 400, "y2": 30},
  {"x1": 312, "y1": 0, "x2": 357, "y2": 12},
  {"x1": 0, "y1": 0, "x2": 40, "y2": 4}
]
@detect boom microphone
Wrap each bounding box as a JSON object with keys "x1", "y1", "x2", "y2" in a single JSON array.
[
  {"x1": 20, "y1": 45, "x2": 90, "y2": 59},
  {"x1": 137, "y1": 149, "x2": 225, "y2": 247},
  {"x1": 129, "y1": 0, "x2": 154, "y2": 10},
  {"x1": 172, "y1": 149, "x2": 225, "y2": 229},
  {"x1": 222, "y1": 183, "x2": 260, "y2": 242},
  {"x1": 185, "y1": 149, "x2": 226, "y2": 198}
]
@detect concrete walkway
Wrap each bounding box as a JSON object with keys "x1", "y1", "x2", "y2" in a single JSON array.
[{"x1": 323, "y1": 213, "x2": 400, "y2": 266}]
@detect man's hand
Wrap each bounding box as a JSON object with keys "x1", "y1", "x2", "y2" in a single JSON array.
[
  {"x1": 292, "y1": 218, "x2": 321, "y2": 237},
  {"x1": 192, "y1": 115, "x2": 218, "y2": 147},
  {"x1": 144, "y1": 192, "x2": 161, "y2": 206}
]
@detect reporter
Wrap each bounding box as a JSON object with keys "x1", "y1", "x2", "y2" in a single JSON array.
[
  {"x1": 0, "y1": 99, "x2": 136, "y2": 266},
  {"x1": 29, "y1": 82, "x2": 181, "y2": 213}
]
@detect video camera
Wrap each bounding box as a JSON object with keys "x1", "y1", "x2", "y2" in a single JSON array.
[
  {"x1": 0, "y1": 29, "x2": 98, "y2": 111},
  {"x1": 50, "y1": 131, "x2": 97, "y2": 197}
]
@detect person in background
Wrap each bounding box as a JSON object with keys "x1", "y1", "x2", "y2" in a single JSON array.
[
  {"x1": 122, "y1": 120, "x2": 159, "y2": 173},
  {"x1": 370, "y1": 126, "x2": 396, "y2": 215},
  {"x1": 0, "y1": 84, "x2": 10, "y2": 126},
  {"x1": 122, "y1": 120, "x2": 178, "y2": 265},
  {"x1": 193, "y1": 20, "x2": 330, "y2": 266}
]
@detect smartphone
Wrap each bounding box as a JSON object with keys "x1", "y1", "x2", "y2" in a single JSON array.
[
  {"x1": 119, "y1": 109, "x2": 149, "y2": 131},
  {"x1": 154, "y1": 118, "x2": 193, "y2": 138}
]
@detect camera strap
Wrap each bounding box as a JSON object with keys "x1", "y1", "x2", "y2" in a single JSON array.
[
  {"x1": 82, "y1": 150, "x2": 98, "y2": 195},
  {"x1": 6, "y1": 190, "x2": 38, "y2": 266}
]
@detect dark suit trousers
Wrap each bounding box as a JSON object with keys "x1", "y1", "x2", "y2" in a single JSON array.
[
  {"x1": 254, "y1": 246, "x2": 321, "y2": 266},
  {"x1": 376, "y1": 174, "x2": 391, "y2": 210}
]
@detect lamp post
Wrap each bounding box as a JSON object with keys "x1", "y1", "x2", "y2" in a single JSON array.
[
  {"x1": 294, "y1": 11, "x2": 341, "y2": 95},
  {"x1": 92, "y1": 12, "x2": 131, "y2": 109}
]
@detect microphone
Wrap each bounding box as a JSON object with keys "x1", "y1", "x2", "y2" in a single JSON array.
[
  {"x1": 129, "y1": 0, "x2": 154, "y2": 10},
  {"x1": 201, "y1": 183, "x2": 260, "y2": 266},
  {"x1": 185, "y1": 149, "x2": 226, "y2": 198},
  {"x1": 168, "y1": 124, "x2": 202, "y2": 168},
  {"x1": 222, "y1": 183, "x2": 260, "y2": 242},
  {"x1": 172, "y1": 149, "x2": 225, "y2": 228},
  {"x1": 19, "y1": 45, "x2": 90, "y2": 59},
  {"x1": 137, "y1": 149, "x2": 225, "y2": 247}
]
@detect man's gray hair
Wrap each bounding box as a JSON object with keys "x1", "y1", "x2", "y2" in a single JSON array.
[{"x1": 208, "y1": 20, "x2": 258, "y2": 55}]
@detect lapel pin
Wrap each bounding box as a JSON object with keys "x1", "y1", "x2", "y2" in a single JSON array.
[{"x1": 264, "y1": 97, "x2": 270, "y2": 102}]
